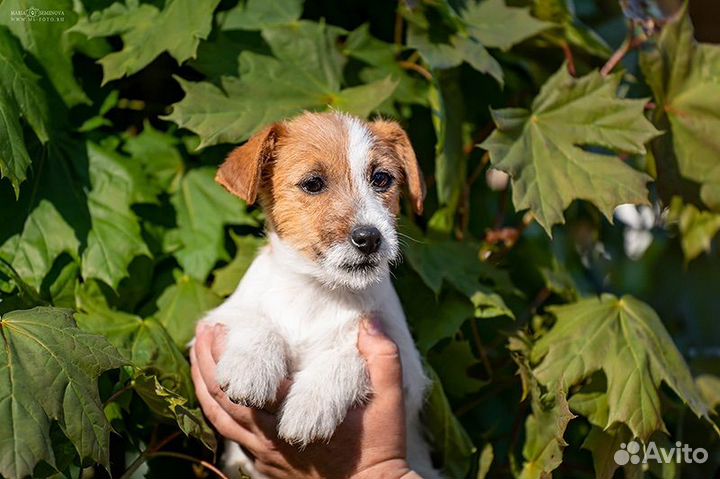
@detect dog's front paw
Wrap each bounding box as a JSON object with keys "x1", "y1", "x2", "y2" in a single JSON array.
[
  {"x1": 216, "y1": 351, "x2": 286, "y2": 408},
  {"x1": 277, "y1": 388, "x2": 346, "y2": 446}
]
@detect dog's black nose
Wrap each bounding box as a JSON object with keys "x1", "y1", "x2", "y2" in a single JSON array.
[{"x1": 350, "y1": 226, "x2": 381, "y2": 255}]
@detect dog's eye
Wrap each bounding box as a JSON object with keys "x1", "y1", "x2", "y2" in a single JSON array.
[
  {"x1": 299, "y1": 176, "x2": 326, "y2": 194},
  {"x1": 370, "y1": 171, "x2": 393, "y2": 191}
]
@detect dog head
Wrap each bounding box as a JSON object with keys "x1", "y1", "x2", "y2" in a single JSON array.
[{"x1": 216, "y1": 112, "x2": 425, "y2": 289}]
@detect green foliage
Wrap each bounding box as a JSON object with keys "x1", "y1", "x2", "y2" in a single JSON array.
[
  {"x1": 1, "y1": 0, "x2": 720, "y2": 478},
  {"x1": 481, "y1": 66, "x2": 659, "y2": 235},
  {"x1": 0, "y1": 307, "x2": 125, "y2": 478}
]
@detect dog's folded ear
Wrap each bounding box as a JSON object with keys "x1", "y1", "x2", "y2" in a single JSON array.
[
  {"x1": 216, "y1": 124, "x2": 282, "y2": 204},
  {"x1": 369, "y1": 120, "x2": 426, "y2": 214}
]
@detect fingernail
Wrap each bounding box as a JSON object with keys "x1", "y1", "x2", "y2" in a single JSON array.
[
  {"x1": 363, "y1": 317, "x2": 383, "y2": 335},
  {"x1": 197, "y1": 322, "x2": 209, "y2": 335}
]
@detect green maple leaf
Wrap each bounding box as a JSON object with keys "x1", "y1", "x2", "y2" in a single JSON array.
[
  {"x1": 155, "y1": 270, "x2": 222, "y2": 347},
  {"x1": 70, "y1": 0, "x2": 221, "y2": 83},
  {"x1": 640, "y1": 5, "x2": 720, "y2": 211},
  {"x1": 480, "y1": 65, "x2": 660, "y2": 235},
  {"x1": 462, "y1": 0, "x2": 553, "y2": 51},
  {"x1": 211, "y1": 232, "x2": 266, "y2": 297},
  {"x1": 0, "y1": 28, "x2": 51, "y2": 194},
  {"x1": 428, "y1": 339, "x2": 488, "y2": 398},
  {"x1": 0, "y1": 138, "x2": 89, "y2": 298},
  {"x1": 220, "y1": 0, "x2": 303, "y2": 30},
  {"x1": 168, "y1": 168, "x2": 258, "y2": 281},
  {"x1": 531, "y1": 294, "x2": 715, "y2": 441},
  {"x1": 81, "y1": 142, "x2": 151, "y2": 289},
  {"x1": 75, "y1": 281, "x2": 194, "y2": 398},
  {"x1": 407, "y1": 0, "x2": 552, "y2": 85},
  {"x1": 0, "y1": 307, "x2": 125, "y2": 478},
  {"x1": 532, "y1": 0, "x2": 612, "y2": 58},
  {"x1": 122, "y1": 121, "x2": 185, "y2": 194},
  {"x1": 423, "y1": 367, "x2": 476, "y2": 479},
  {"x1": 344, "y1": 24, "x2": 430, "y2": 107},
  {"x1": 0, "y1": 200, "x2": 79, "y2": 291},
  {"x1": 166, "y1": 21, "x2": 397, "y2": 146},
  {"x1": 0, "y1": 0, "x2": 89, "y2": 106}
]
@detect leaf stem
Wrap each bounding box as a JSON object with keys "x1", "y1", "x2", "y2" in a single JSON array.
[
  {"x1": 398, "y1": 61, "x2": 433, "y2": 80},
  {"x1": 561, "y1": 41, "x2": 576, "y2": 77},
  {"x1": 118, "y1": 431, "x2": 182, "y2": 479},
  {"x1": 601, "y1": 27, "x2": 644, "y2": 77},
  {"x1": 394, "y1": 9, "x2": 404, "y2": 47},
  {"x1": 470, "y1": 317, "x2": 493, "y2": 380},
  {"x1": 102, "y1": 381, "x2": 134, "y2": 408},
  {"x1": 146, "y1": 452, "x2": 230, "y2": 479}
]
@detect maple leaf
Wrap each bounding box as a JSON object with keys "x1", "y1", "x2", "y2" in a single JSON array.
[{"x1": 481, "y1": 65, "x2": 660, "y2": 235}]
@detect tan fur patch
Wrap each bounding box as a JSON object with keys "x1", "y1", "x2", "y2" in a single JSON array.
[
  {"x1": 218, "y1": 112, "x2": 423, "y2": 262},
  {"x1": 263, "y1": 112, "x2": 357, "y2": 258}
]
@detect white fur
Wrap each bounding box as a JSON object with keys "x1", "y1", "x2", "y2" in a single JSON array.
[{"x1": 199, "y1": 118, "x2": 439, "y2": 478}]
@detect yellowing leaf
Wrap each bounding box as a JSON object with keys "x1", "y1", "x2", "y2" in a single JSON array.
[
  {"x1": 531, "y1": 294, "x2": 714, "y2": 441},
  {"x1": 520, "y1": 391, "x2": 575, "y2": 479},
  {"x1": 668, "y1": 197, "x2": 720, "y2": 261},
  {"x1": 481, "y1": 66, "x2": 659, "y2": 235},
  {"x1": 70, "y1": 0, "x2": 221, "y2": 83},
  {"x1": 166, "y1": 22, "x2": 396, "y2": 146},
  {"x1": 0, "y1": 307, "x2": 125, "y2": 478},
  {"x1": 640, "y1": 6, "x2": 720, "y2": 211},
  {"x1": 133, "y1": 372, "x2": 216, "y2": 451}
]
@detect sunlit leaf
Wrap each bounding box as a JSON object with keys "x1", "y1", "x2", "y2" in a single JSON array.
[
  {"x1": 166, "y1": 22, "x2": 396, "y2": 146},
  {"x1": 640, "y1": 6, "x2": 720, "y2": 211},
  {"x1": 532, "y1": 294, "x2": 714, "y2": 441},
  {"x1": 70, "y1": 0, "x2": 221, "y2": 83},
  {"x1": 169, "y1": 168, "x2": 257, "y2": 281},
  {"x1": 155, "y1": 270, "x2": 222, "y2": 347}
]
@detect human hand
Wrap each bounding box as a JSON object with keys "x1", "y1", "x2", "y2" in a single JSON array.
[{"x1": 190, "y1": 319, "x2": 422, "y2": 479}]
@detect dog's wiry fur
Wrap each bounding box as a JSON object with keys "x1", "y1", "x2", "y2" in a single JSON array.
[{"x1": 203, "y1": 112, "x2": 438, "y2": 478}]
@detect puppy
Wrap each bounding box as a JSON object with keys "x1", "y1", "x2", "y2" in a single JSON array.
[{"x1": 200, "y1": 112, "x2": 438, "y2": 478}]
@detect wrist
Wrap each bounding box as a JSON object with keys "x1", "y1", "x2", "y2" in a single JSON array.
[{"x1": 352, "y1": 459, "x2": 417, "y2": 479}]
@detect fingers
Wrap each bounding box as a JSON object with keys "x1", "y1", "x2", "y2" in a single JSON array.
[
  {"x1": 194, "y1": 325, "x2": 257, "y2": 427},
  {"x1": 357, "y1": 318, "x2": 404, "y2": 397},
  {"x1": 190, "y1": 345, "x2": 261, "y2": 448}
]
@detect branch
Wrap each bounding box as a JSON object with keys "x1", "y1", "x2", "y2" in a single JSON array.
[
  {"x1": 119, "y1": 431, "x2": 182, "y2": 479},
  {"x1": 148, "y1": 452, "x2": 230, "y2": 479}
]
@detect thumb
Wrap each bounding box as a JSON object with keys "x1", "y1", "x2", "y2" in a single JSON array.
[{"x1": 358, "y1": 317, "x2": 404, "y2": 401}]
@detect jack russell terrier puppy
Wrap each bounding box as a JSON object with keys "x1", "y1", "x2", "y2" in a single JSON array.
[{"x1": 200, "y1": 111, "x2": 439, "y2": 478}]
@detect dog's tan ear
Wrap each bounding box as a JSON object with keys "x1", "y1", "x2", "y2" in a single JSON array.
[
  {"x1": 216, "y1": 125, "x2": 282, "y2": 204},
  {"x1": 370, "y1": 120, "x2": 425, "y2": 214}
]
